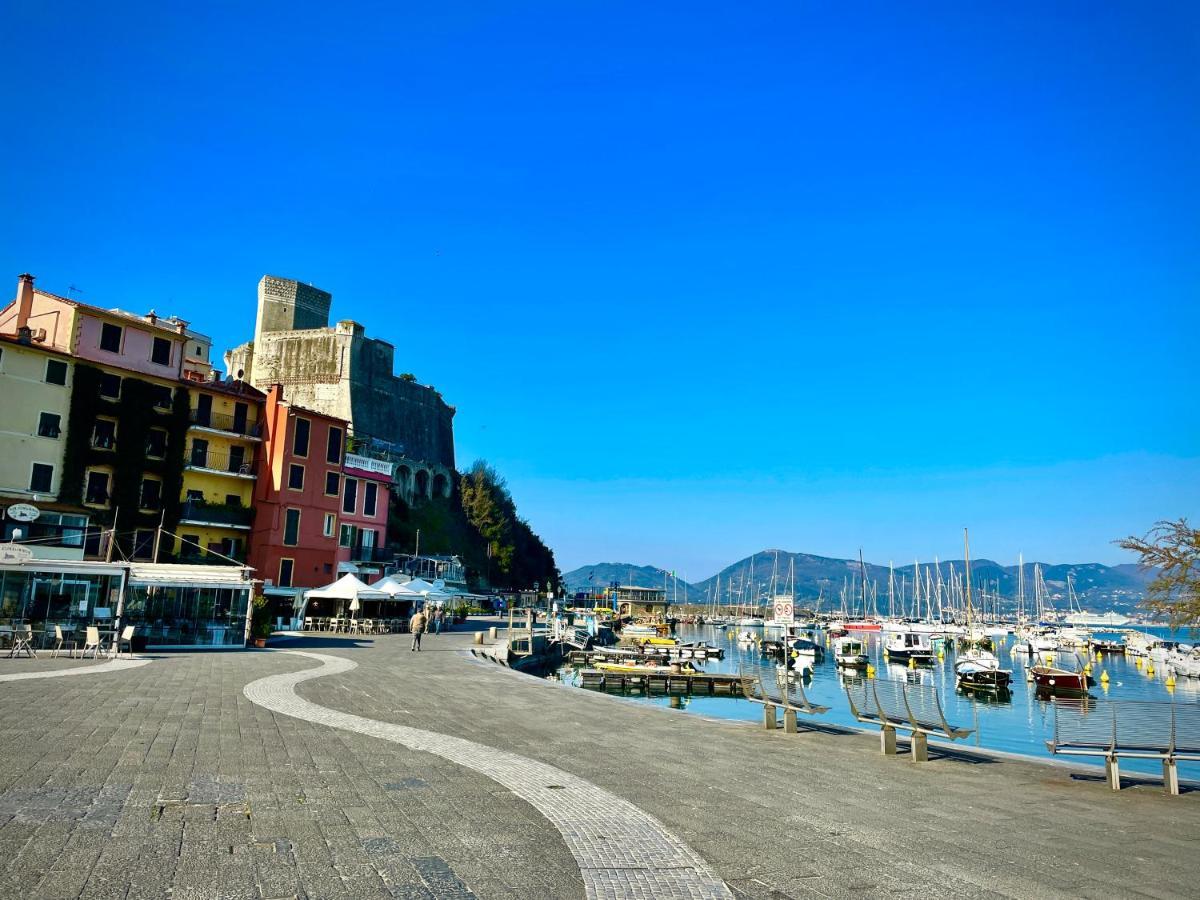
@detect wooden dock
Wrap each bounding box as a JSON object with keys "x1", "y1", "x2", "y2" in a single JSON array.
[
  {"x1": 578, "y1": 669, "x2": 744, "y2": 696},
  {"x1": 568, "y1": 646, "x2": 725, "y2": 667}
]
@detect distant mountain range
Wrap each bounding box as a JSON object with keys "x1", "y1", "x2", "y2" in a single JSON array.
[{"x1": 562, "y1": 550, "x2": 1155, "y2": 613}]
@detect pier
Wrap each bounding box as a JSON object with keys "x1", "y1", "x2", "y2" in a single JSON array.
[{"x1": 578, "y1": 667, "x2": 744, "y2": 695}]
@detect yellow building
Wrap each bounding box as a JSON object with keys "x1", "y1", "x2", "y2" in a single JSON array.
[
  {"x1": 177, "y1": 377, "x2": 265, "y2": 563},
  {"x1": 0, "y1": 333, "x2": 90, "y2": 558}
]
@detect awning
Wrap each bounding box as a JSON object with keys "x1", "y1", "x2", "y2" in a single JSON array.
[{"x1": 126, "y1": 563, "x2": 253, "y2": 588}]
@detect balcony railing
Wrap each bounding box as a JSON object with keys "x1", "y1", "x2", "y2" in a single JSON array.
[
  {"x1": 344, "y1": 453, "x2": 394, "y2": 477},
  {"x1": 189, "y1": 409, "x2": 263, "y2": 437},
  {"x1": 178, "y1": 549, "x2": 248, "y2": 565},
  {"x1": 350, "y1": 544, "x2": 396, "y2": 563},
  {"x1": 186, "y1": 449, "x2": 256, "y2": 476},
  {"x1": 179, "y1": 499, "x2": 253, "y2": 527}
]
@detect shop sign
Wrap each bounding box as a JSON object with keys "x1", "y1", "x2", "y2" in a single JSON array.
[
  {"x1": 5, "y1": 503, "x2": 40, "y2": 522},
  {"x1": 0, "y1": 543, "x2": 34, "y2": 564}
]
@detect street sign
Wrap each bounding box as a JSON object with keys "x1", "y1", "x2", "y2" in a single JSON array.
[
  {"x1": 0, "y1": 543, "x2": 34, "y2": 564},
  {"x1": 5, "y1": 503, "x2": 39, "y2": 522},
  {"x1": 772, "y1": 597, "x2": 795, "y2": 625}
]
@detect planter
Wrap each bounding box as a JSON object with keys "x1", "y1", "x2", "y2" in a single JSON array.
[{"x1": 252, "y1": 638, "x2": 267, "y2": 648}]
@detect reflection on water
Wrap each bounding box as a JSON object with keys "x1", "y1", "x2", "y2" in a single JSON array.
[{"x1": 550, "y1": 624, "x2": 1200, "y2": 780}]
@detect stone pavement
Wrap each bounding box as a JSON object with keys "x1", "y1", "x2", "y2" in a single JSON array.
[{"x1": 0, "y1": 626, "x2": 1196, "y2": 899}]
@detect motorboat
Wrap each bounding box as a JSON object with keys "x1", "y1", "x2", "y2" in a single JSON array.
[
  {"x1": 884, "y1": 631, "x2": 935, "y2": 664},
  {"x1": 735, "y1": 630, "x2": 757, "y2": 644},
  {"x1": 1014, "y1": 627, "x2": 1059, "y2": 655},
  {"x1": 844, "y1": 619, "x2": 883, "y2": 633},
  {"x1": 834, "y1": 636, "x2": 868, "y2": 668},
  {"x1": 954, "y1": 648, "x2": 1012, "y2": 691},
  {"x1": 594, "y1": 660, "x2": 699, "y2": 675},
  {"x1": 1167, "y1": 646, "x2": 1200, "y2": 678},
  {"x1": 736, "y1": 617, "x2": 766, "y2": 628},
  {"x1": 1029, "y1": 660, "x2": 1091, "y2": 695}
]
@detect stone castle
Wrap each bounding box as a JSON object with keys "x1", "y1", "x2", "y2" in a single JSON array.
[{"x1": 225, "y1": 276, "x2": 456, "y2": 503}]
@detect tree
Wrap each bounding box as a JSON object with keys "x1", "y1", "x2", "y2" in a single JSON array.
[{"x1": 1117, "y1": 518, "x2": 1200, "y2": 627}]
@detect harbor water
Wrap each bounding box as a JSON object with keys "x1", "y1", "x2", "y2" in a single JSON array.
[{"x1": 549, "y1": 624, "x2": 1200, "y2": 781}]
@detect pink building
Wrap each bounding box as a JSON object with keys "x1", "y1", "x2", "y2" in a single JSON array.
[{"x1": 336, "y1": 445, "x2": 393, "y2": 581}]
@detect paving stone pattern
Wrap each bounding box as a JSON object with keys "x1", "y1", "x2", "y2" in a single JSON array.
[
  {"x1": 244, "y1": 650, "x2": 733, "y2": 900},
  {"x1": 0, "y1": 657, "x2": 149, "y2": 683},
  {"x1": 0, "y1": 628, "x2": 1198, "y2": 899}
]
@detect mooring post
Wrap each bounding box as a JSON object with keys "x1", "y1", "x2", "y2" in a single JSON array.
[{"x1": 881, "y1": 725, "x2": 897, "y2": 755}]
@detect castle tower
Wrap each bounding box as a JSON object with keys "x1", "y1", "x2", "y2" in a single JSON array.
[{"x1": 254, "y1": 276, "x2": 332, "y2": 342}]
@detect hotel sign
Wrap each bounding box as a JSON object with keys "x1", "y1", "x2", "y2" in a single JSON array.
[
  {"x1": 0, "y1": 544, "x2": 34, "y2": 564},
  {"x1": 5, "y1": 503, "x2": 40, "y2": 522}
]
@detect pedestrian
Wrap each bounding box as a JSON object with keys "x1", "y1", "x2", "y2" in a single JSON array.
[
  {"x1": 409, "y1": 608, "x2": 427, "y2": 651},
  {"x1": 434, "y1": 607, "x2": 443, "y2": 634}
]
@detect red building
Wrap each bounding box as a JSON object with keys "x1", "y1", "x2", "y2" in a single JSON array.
[{"x1": 251, "y1": 385, "x2": 347, "y2": 619}]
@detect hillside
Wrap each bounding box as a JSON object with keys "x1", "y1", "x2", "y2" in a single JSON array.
[{"x1": 564, "y1": 550, "x2": 1154, "y2": 613}]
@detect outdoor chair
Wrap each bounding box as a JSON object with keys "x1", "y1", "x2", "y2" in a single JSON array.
[
  {"x1": 303, "y1": 617, "x2": 315, "y2": 632},
  {"x1": 8, "y1": 626, "x2": 36, "y2": 659},
  {"x1": 115, "y1": 625, "x2": 135, "y2": 659},
  {"x1": 51, "y1": 625, "x2": 77, "y2": 659},
  {"x1": 81, "y1": 626, "x2": 103, "y2": 659}
]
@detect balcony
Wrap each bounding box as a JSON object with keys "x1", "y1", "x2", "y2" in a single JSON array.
[
  {"x1": 186, "y1": 448, "x2": 256, "y2": 477},
  {"x1": 350, "y1": 544, "x2": 396, "y2": 564},
  {"x1": 178, "y1": 548, "x2": 248, "y2": 565},
  {"x1": 344, "y1": 453, "x2": 394, "y2": 478},
  {"x1": 189, "y1": 409, "x2": 263, "y2": 438},
  {"x1": 179, "y1": 499, "x2": 253, "y2": 529}
]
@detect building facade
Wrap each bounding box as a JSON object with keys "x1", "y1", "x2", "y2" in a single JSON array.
[
  {"x1": 251, "y1": 385, "x2": 347, "y2": 616},
  {"x1": 336, "y1": 445, "x2": 394, "y2": 580}
]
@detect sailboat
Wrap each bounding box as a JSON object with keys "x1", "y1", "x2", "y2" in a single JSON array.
[{"x1": 953, "y1": 529, "x2": 1012, "y2": 692}]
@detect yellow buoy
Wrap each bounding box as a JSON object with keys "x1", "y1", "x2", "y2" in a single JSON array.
[
  {"x1": 866, "y1": 664, "x2": 875, "y2": 678},
  {"x1": 1083, "y1": 664, "x2": 1092, "y2": 675},
  {"x1": 1100, "y1": 670, "x2": 1109, "y2": 683},
  {"x1": 1135, "y1": 657, "x2": 1143, "y2": 669},
  {"x1": 1166, "y1": 675, "x2": 1176, "y2": 688},
  {"x1": 908, "y1": 657, "x2": 915, "y2": 670},
  {"x1": 1147, "y1": 664, "x2": 1155, "y2": 676}
]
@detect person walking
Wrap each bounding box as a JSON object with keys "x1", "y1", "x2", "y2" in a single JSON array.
[
  {"x1": 433, "y1": 607, "x2": 443, "y2": 634},
  {"x1": 409, "y1": 608, "x2": 427, "y2": 651}
]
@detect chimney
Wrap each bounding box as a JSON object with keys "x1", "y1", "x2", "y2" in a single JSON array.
[
  {"x1": 16, "y1": 326, "x2": 32, "y2": 345},
  {"x1": 146, "y1": 309, "x2": 157, "y2": 325},
  {"x1": 15, "y1": 273, "x2": 34, "y2": 330}
]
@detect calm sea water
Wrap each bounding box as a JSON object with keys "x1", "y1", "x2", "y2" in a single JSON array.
[{"x1": 549, "y1": 624, "x2": 1200, "y2": 780}]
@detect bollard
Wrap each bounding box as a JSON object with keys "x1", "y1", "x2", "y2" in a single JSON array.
[
  {"x1": 473, "y1": 631, "x2": 484, "y2": 645},
  {"x1": 487, "y1": 626, "x2": 498, "y2": 640}
]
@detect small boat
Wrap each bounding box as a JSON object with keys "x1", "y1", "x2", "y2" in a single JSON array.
[
  {"x1": 736, "y1": 617, "x2": 766, "y2": 628},
  {"x1": 834, "y1": 636, "x2": 868, "y2": 669},
  {"x1": 884, "y1": 631, "x2": 935, "y2": 664},
  {"x1": 735, "y1": 630, "x2": 757, "y2": 644},
  {"x1": 594, "y1": 660, "x2": 699, "y2": 675},
  {"x1": 954, "y1": 648, "x2": 1012, "y2": 691},
  {"x1": 789, "y1": 637, "x2": 824, "y2": 658},
  {"x1": 1091, "y1": 639, "x2": 1125, "y2": 654},
  {"x1": 1030, "y1": 662, "x2": 1090, "y2": 695},
  {"x1": 844, "y1": 619, "x2": 883, "y2": 633}
]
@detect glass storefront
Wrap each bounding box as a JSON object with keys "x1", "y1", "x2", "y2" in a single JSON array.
[
  {"x1": 121, "y1": 583, "x2": 250, "y2": 647},
  {"x1": 0, "y1": 568, "x2": 122, "y2": 636}
]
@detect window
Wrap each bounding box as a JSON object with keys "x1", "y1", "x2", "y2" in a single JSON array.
[
  {"x1": 140, "y1": 478, "x2": 162, "y2": 510},
  {"x1": 151, "y1": 385, "x2": 173, "y2": 409},
  {"x1": 288, "y1": 464, "x2": 305, "y2": 491},
  {"x1": 92, "y1": 419, "x2": 117, "y2": 450},
  {"x1": 339, "y1": 523, "x2": 357, "y2": 548},
  {"x1": 181, "y1": 534, "x2": 201, "y2": 556},
  {"x1": 283, "y1": 508, "x2": 301, "y2": 546},
  {"x1": 293, "y1": 417, "x2": 310, "y2": 457},
  {"x1": 364, "y1": 481, "x2": 378, "y2": 518},
  {"x1": 45, "y1": 359, "x2": 67, "y2": 385},
  {"x1": 85, "y1": 470, "x2": 110, "y2": 504},
  {"x1": 145, "y1": 428, "x2": 168, "y2": 458},
  {"x1": 189, "y1": 439, "x2": 209, "y2": 467},
  {"x1": 326, "y1": 426, "x2": 343, "y2": 464},
  {"x1": 37, "y1": 412, "x2": 61, "y2": 438},
  {"x1": 324, "y1": 471, "x2": 340, "y2": 497},
  {"x1": 151, "y1": 337, "x2": 172, "y2": 366},
  {"x1": 342, "y1": 477, "x2": 358, "y2": 515},
  {"x1": 132, "y1": 529, "x2": 155, "y2": 559},
  {"x1": 29, "y1": 463, "x2": 53, "y2": 493},
  {"x1": 225, "y1": 494, "x2": 241, "y2": 506},
  {"x1": 99, "y1": 322, "x2": 122, "y2": 353},
  {"x1": 186, "y1": 489, "x2": 204, "y2": 501},
  {"x1": 99, "y1": 372, "x2": 121, "y2": 399},
  {"x1": 323, "y1": 513, "x2": 336, "y2": 537},
  {"x1": 278, "y1": 558, "x2": 294, "y2": 588}
]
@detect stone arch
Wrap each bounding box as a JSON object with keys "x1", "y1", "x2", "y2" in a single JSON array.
[
  {"x1": 397, "y1": 465, "x2": 412, "y2": 500},
  {"x1": 414, "y1": 469, "x2": 430, "y2": 499},
  {"x1": 432, "y1": 472, "x2": 449, "y2": 499}
]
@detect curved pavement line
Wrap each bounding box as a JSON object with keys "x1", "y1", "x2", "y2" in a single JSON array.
[
  {"x1": 0, "y1": 657, "x2": 150, "y2": 683},
  {"x1": 243, "y1": 650, "x2": 733, "y2": 900}
]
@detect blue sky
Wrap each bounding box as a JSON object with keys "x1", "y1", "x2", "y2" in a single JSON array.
[{"x1": 2, "y1": 2, "x2": 1197, "y2": 576}]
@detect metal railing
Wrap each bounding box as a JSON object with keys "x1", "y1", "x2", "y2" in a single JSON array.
[
  {"x1": 179, "y1": 499, "x2": 253, "y2": 527},
  {"x1": 189, "y1": 409, "x2": 263, "y2": 437},
  {"x1": 186, "y1": 448, "x2": 256, "y2": 475}
]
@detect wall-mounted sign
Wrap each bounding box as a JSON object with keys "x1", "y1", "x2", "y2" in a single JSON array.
[
  {"x1": 0, "y1": 543, "x2": 34, "y2": 564},
  {"x1": 5, "y1": 503, "x2": 40, "y2": 523}
]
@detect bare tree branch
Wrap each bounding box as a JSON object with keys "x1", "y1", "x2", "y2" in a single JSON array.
[{"x1": 1116, "y1": 518, "x2": 1200, "y2": 627}]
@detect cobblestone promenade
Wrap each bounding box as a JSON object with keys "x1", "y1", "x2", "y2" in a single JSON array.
[{"x1": 0, "y1": 627, "x2": 1197, "y2": 899}]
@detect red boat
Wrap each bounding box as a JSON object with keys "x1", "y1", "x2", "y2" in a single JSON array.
[
  {"x1": 844, "y1": 620, "x2": 883, "y2": 633},
  {"x1": 1030, "y1": 664, "x2": 1089, "y2": 695}
]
